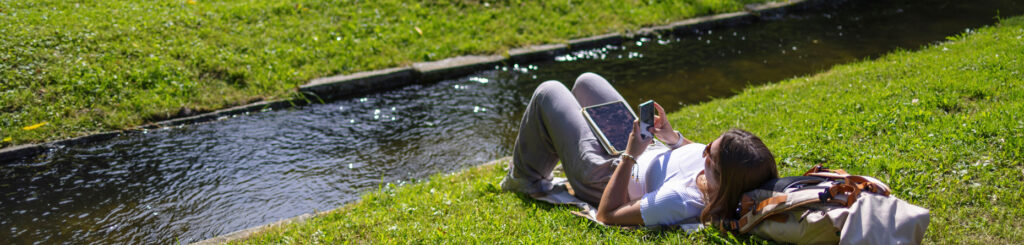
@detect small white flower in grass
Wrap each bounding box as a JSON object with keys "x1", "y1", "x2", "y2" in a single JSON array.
[
  {"x1": 388, "y1": 225, "x2": 397, "y2": 231},
  {"x1": 912, "y1": 98, "x2": 919, "y2": 104}
]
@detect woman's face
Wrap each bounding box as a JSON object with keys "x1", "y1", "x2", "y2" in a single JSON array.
[{"x1": 703, "y1": 137, "x2": 722, "y2": 191}]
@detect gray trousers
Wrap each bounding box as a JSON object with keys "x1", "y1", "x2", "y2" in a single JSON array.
[{"x1": 501, "y1": 72, "x2": 623, "y2": 205}]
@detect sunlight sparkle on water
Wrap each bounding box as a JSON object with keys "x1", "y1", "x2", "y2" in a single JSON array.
[
  {"x1": 468, "y1": 77, "x2": 489, "y2": 84},
  {"x1": 473, "y1": 106, "x2": 487, "y2": 113}
]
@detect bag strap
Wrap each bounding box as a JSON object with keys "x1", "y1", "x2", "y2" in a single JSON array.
[
  {"x1": 756, "y1": 175, "x2": 827, "y2": 191},
  {"x1": 804, "y1": 164, "x2": 891, "y2": 197}
]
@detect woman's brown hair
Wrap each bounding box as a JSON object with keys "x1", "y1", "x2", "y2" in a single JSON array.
[{"x1": 700, "y1": 129, "x2": 779, "y2": 228}]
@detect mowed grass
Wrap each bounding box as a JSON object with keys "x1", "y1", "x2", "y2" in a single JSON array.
[
  {"x1": 236, "y1": 15, "x2": 1024, "y2": 244},
  {"x1": 0, "y1": 0, "x2": 768, "y2": 146}
]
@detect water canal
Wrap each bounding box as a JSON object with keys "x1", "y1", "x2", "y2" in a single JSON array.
[{"x1": 2, "y1": 0, "x2": 1022, "y2": 243}]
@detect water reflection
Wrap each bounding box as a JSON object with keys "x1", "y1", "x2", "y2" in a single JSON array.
[{"x1": 1, "y1": 0, "x2": 1021, "y2": 243}]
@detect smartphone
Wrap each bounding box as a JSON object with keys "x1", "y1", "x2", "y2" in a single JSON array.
[{"x1": 638, "y1": 100, "x2": 655, "y2": 140}]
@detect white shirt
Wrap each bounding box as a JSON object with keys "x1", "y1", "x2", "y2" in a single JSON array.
[{"x1": 627, "y1": 142, "x2": 707, "y2": 226}]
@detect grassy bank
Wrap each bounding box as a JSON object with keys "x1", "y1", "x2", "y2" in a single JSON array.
[
  {"x1": 236, "y1": 15, "x2": 1024, "y2": 244},
  {"x1": 0, "y1": 0, "x2": 769, "y2": 146}
]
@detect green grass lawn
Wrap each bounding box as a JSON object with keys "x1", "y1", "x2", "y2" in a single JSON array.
[
  {"x1": 236, "y1": 15, "x2": 1024, "y2": 244},
  {"x1": 0, "y1": 0, "x2": 768, "y2": 146}
]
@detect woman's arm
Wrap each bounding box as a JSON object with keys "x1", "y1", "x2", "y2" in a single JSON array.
[
  {"x1": 595, "y1": 120, "x2": 649, "y2": 225},
  {"x1": 595, "y1": 155, "x2": 644, "y2": 225}
]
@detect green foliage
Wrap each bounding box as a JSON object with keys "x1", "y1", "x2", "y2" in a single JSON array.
[
  {"x1": 0, "y1": 0, "x2": 765, "y2": 145},
  {"x1": 238, "y1": 16, "x2": 1024, "y2": 244}
]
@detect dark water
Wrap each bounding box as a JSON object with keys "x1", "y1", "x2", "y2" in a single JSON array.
[{"x1": 2, "y1": 0, "x2": 1021, "y2": 243}]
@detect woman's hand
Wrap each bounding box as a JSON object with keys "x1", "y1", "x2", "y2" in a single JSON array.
[
  {"x1": 651, "y1": 102, "x2": 680, "y2": 145},
  {"x1": 625, "y1": 119, "x2": 653, "y2": 157}
]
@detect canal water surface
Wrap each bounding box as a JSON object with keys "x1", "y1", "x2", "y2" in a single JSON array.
[{"x1": 2, "y1": 0, "x2": 1021, "y2": 243}]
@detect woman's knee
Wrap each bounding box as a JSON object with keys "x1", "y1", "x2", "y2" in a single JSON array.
[
  {"x1": 534, "y1": 80, "x2": 571, "y2": 100},
  {"x1": 572, "y1": 72, "x2": 609, "y2": 92}
]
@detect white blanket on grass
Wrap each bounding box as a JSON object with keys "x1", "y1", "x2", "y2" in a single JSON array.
[{"x1": 531, "y1": 177, "x2": 703, "y2": 232}]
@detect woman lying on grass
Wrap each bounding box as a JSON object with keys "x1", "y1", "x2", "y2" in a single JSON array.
[{"x1": 501, "y1": 73, "x2": 778, "y2": 227}]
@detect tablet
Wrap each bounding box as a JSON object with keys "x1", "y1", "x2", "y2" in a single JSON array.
[{"x1": 581, "y1": 100, "x2": 637, "y2": 155}]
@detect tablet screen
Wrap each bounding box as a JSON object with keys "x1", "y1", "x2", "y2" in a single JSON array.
[{"x1": 583, "y1": 101, "x2": 635, "y2": 154}]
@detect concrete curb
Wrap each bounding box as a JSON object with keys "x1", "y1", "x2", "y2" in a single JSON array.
[
  {"x1": 632, "y1": 11, "x2": 757, "y2": 38},
  {"x1": 747, "y1": 0, "x2": 830, "y2": 17},
  {"x1": 566, "y1": 33, "x2": 625, "y2": 51},
  {"x1": 412, "y1": 55, "x2": 507, "y2": 83},
  {"x1": 299, "y1": 67, "x2": 417, "y2": 102},
  {"x1": 508, "y1": 44, "x2": 570, "y2": 64},
  {"x1": 0, "y1": 143, "x2": 46, "y2": 163}
]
